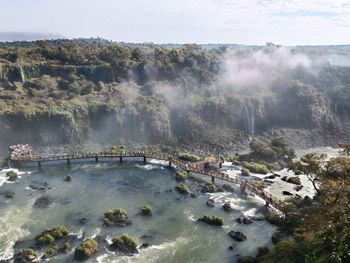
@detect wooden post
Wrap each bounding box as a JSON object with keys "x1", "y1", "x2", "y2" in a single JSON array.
[
  {"x1": 219, "y1": 162, "x2": 222, "y2": 168},
  {"x1": 95, "y1": 156, "x2": 98, "y2": 163},
  {"x1": 120, "y1": 156, "x2": 123, "y2": 162},
  {"x1": 211, "y1": 176, "x2": 215, "y2": 184},
  {"x1": 169, "y1": 160, "x2": 172, "y2": 167},
  {"x1": 143, "y1": 156, "x2": 146, "y2": 164}
]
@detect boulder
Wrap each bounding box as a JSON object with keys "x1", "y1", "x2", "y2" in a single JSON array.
[
  {"x1": 294, "y1": 185, "x2": 303, "y2": 192},
  {"x1": 242, "y1": 218, "x2": 252, "y2": 225},
  {"x1": 228, "y1": 231, "x2": 247, "y2": 241},
  {"x1": 139, "y1": 243, "x2": 150, "y2": 249},
  {"x1": 206, "y1": 199, "x2": 215, "y2": 207},
  {"x1": 110, "y1": 234, "x2": 138, "y2": 254},
  {"x1": 222, "y1": 184, "x2": 234, "y2": 192},
  {"x1": 281, "y1": 176, "x2": 287, "y2": 182},
  {"x1": 33, "y1": 196, "x2": 53, "y2": 209},
  {"x1": 287, "y1": 176, "x2": 301, "y2": 185},
  {"x1": 198, "y1": 215, "x2": 224, "y2": 226},
  {"x1": 103, "y1": 208, "x2": 132, "y2": 227},
  {"x1": 223, "y1": 202, "x2": 232, "y2": 212}
]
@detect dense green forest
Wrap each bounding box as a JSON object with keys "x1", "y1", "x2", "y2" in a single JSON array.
[{"x1": 0, "y1": 39, "x2": 350, "y2": 152}]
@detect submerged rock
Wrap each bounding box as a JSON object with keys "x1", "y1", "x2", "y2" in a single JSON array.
[
  {"x1": 228, "y1": 231, "x2": 247, "y2": 241},
  {"x1": 222, "y1": 184, "x2": 234, "y2": 192},
  {"x1": 139, "y1": 242, "x2": 150, "y2": 249},
  {"x1": 29, "y1": 181, "x2": 51, "y2": 192},
  {"x1": 79, "y1": 218, "x2": 88, "y2": 225},
  {"x1": 223, "y1": 202, "x2": 233, "y2": 212},
  {"x1": 33, "y1": 196, "x2": 53, "y2": 209},
  {"x1": 1, "y1": 191, "x2": 15, "y2": 199},
  {"x1": 206, "y1": 199, "x2": 215, "y2": 207}
]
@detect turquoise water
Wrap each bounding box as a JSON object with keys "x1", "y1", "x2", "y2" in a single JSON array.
[{"x1": 0, "y1": 160, "x2": 275, "y2": 262}]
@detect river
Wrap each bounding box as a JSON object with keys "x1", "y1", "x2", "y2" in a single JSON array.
[{"x1": 0, "y1": 159, "x2": 276, "y2": 263}]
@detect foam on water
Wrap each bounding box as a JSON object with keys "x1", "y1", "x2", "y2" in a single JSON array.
[
  {"x1": 98, "y1": 237, "x2": 190, "y2": 263},
  {"x1": 0, "y1": 205, "x2": 32, "y2": 261},
  {"x1": 148, "y1": 159, "x2": 168, "y2": 166},
  {"x1": 0, "y1": 168, "x2": 26, "y2": 187},
  {"x1": 134, "y1": 164, "x2": 160, "y2": 171}
]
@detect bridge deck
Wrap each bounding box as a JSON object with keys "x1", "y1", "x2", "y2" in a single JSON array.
[{"x1": 10, "y1": 152, "x2": 284, "y2": 210}]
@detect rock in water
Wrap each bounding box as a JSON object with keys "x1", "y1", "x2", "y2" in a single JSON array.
[
  {"x1": 228, "y1": 231, "x2": 247, "y2": 241},
  {"x1": 282, "y1": 191, "x2": 293, "y2": 196},
  {"x1": 287, "y1": 176, "x2": 301, "y2": 185},
  {"x1": 33, "y1": 196, "x2": 53, "y2": 209},
  {"x1": 139, "y1": 243, "x2": 150, "y2": 249},
  {"x1": 242, "y1": 218, "x2": 252, "y2": 224}
]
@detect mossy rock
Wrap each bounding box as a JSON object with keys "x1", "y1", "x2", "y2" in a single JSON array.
[
  {"x1": 241, "y1": 168, "x2": 250, "y2": 176},
  {"x1": 6, "y1": 170, "x2": 18, "y2": 181},
  {"x1": 43, "y1": 245, "x2": 59, "y2": 259},
  {"x1": 110, "y1": 234, "x2": 138, "y2": 254},
  {"x1": 286, "y1": 176, "x2": 301, "y2": 185},
  {"x1": 15, "y1": 248, "x2": 37, "y2": 262},
  {"x1": 175, "y1": 183, "x2": 190, "y2": 194},
  {"x1": 177, "y1": 153, "x2": 200, "y2": 162},
  {"x1": 63, "y1": 241, "x2": 71, "y2": 251},
  {"x1": 35, "y1": 226, "x2": 69, "y2": 245},
  {"x1": 201, "y1": 183, "x2": 217, "y2": 193},
  {"x1": 141, "y1": 205, "x2": 152, "y2": 216},
  {"x1": 64, "y1": 175, "x2": 72, "y2": 182},
  {"x1": 222, "y1": 202, "x2": 232, "y2": 212},
  {"x1": 242, "y1": 162, "x2": 269, "y2": 174},
  {"x1": 175, "y1": 171, "x2": 188, "y2": 181},
  {"x1": 198, "y1": 215, "x2": 224, "y2": 226},
  {"x1": 103, "y1": 208, "x2": 132, "y2": 226},
  {"x1": 74, "y1": 238, "x2": 98, "y2": 260}
]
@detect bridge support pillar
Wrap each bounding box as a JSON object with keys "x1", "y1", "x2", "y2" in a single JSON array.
[
  {"x1": 38, "y1": 161, "x2": 41, "y2": 168},
  {"x1": 168, "y1": 160, "x2": 172, "y2": 167},
  {"x1": 143, "y1": 156, "x2": 146, "y2": 164},
  {"x1": 211, "y1": 176, "x2": 215, "y2": 184},
  {"x1": 219, "y1": 162, "x2": 222, "y2": 169},
  {"x1": 67, "y1": 159, "x2": 70, "y2": 165},
  {"x1": 95, "y1": 156, "x2": 98, "y2": 163},
  {"x1": 120, "y1": 156, "x2": 123, "y2": 162}
]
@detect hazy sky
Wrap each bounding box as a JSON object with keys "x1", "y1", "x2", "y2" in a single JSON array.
[{"x1": 1, "y1": 0, "x2": 350, "y2": 45}]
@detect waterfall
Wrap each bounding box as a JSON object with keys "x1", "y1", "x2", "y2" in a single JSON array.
[
  {"x1": 245, "y1": 103, "x2": 255, "y2": 136},
  {"x1": 18, "y1": 65, "x2": 25, "y2": 83}
]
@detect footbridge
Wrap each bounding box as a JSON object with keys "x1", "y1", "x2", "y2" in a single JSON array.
[{"x1": 10, "y1": 151, "x2": 284, "y2": 210}]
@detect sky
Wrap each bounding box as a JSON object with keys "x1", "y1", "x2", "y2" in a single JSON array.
[{"x1": 0, "y1": 0, "x2": 350, "y2": 45}]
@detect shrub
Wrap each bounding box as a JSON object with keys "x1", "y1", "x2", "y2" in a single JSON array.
[
  {"x1": 37, "y1": 234, "x2": 55, "y2": 245},
  {"x1": 63, "y1": 241, "x2": 71, "y2": 250},
  {"x1": 175, "y1": 171, "x2": 188, "y2": 181},
  {"x1": 6, "y1": 170, "x2": 18, "y2": 181},
  {"x1": 242, "y1": 162, "x2": 269, "y2": 174},
  {"x1": 111, "y1": 234, "x2": 138, "y2": 254},
  {"x1": 64, "y1": 175, "x2": 72, "y2": 182},
  {"x1": 104, "y1": 208, "x2": 128, "y2": 221},
  {"x1": 198, "y1": 215, "x2": 224, "y2": 226},
  {"x1": 201, "y1": 183, "x2": 217, "y2": 193},
  {"x1": 141, "y1": 205, "x2": 152, "y2": 215},
  {"x1": 74, "y1": 238, "x2": 98, "y2": 260},
  {"x1": 35, "y1": 226, "x2": 69, "y2": 245},
  {"x1": 223, "y1": 202, "x2": 232, "y2": 212},
  {"x1": 44, "y1": 245, "x2": 58, "y2": 258},
  {"x1": 177, "y1": 152, "x2": 200, "y2": 162},
  {"x1": 241, "y1": 168, "x2": 250, "y2": 176},
  {"x1": 175, "y1": 183, "x2": 190, "y2": 194}
]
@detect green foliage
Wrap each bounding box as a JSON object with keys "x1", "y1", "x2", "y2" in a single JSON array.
[
  {"x1": 260, "y1": 240, "x2": 305, "y2": 263},
  {"x1": 141, "y1": 205, "x2": 152, "y2": 215},
  {"x1": 6, "y1": 170, "x2": 18, "y2": 181},
  {"x1": 177, "y1": 152, "x2": 200, "y2": 162},
  {"x1": 111, "y1": 234, "x2": 138, "y2": 253},
  {"x1": 64, "y1": 175, "x2": 72, "y2": 182},
  {"x1": 23, "y1": 248, "x2": 37, "y2": 257},
  {"x1": 63, "y1": 241, "x2": 71, "y2": 250},
  {"x1": 104, "y1": 208, "x2": 128, "y2": 221},
  {"x1": 242, "y1": 161, "x2": 269, "y2": 174},
  {"x1": 175, "y1": 183, "x2": 190, "y2": 194},
  {"x1": 75, "y1": 238, "x2": 98, "y2": 260},
  {"x1": 44, "y1": 245, "x2": 59, "y2": 258},
  {"x1": 202, "y1": 183, "x2": 217, "y2": 192},
  {"x1": 35, "y1": 226, "x2": 69, "y2": 245},
  {"x1": 198, "y1": 215, "x2": 224, "y2": 226},
  {"x1": 241, "y1": 168, "x2": 250, "y2": 176},
  {"x1": 175, "y1": 171, "x2": 188, "y2": 181},
  {"x1": 37, "y1": 234, "x2": 55, "y2": 245}
]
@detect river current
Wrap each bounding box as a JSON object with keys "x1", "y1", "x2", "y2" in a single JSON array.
[{"x1": 0, "y1": 159, "x2": 276, "y2": 263}]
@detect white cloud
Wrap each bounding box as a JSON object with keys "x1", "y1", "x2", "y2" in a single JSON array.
[{"x1": 0, "y1": 0, "x2": 349, "y2": 44}]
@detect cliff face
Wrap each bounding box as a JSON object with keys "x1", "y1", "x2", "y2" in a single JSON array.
[{"x1": 0, "y1": 40, "x2": 349, "y2": 153}]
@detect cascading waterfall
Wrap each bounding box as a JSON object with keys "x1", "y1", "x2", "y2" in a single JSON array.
[
  {"x1": 18, "y1": 65, "x2": 25, "y2": 83},
  {"x1": 245, "y1": 103, "x2": 255, "y2": 136}
]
